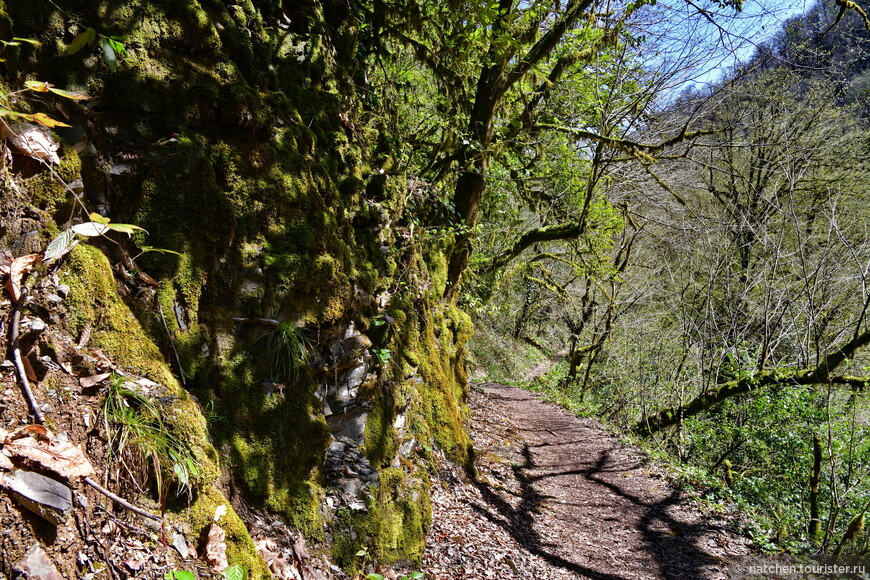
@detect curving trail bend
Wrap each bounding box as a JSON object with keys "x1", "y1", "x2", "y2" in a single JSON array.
[{"x1": 422, "y1": 383, "x2": 750, "y2": 579}]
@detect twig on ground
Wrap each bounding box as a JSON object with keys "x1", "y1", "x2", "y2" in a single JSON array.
[
  {"x1": 84, "y1": 477, "x2": 163, "y2": 522},
  {"x1": 9, "y1": 292, "x2": 45, "y2": 424}
]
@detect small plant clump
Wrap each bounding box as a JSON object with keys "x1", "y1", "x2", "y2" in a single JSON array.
[
  {"x1": 102, "y1": 373, "x2": 199, "y2": 506},
  {"x1": 264, "y1": 321, "x2": 311, "y2": 382}
]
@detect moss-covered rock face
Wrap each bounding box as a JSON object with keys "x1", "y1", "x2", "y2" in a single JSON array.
[{"x1": 0, "y1": 0, "x2": 474, "y2": 569}]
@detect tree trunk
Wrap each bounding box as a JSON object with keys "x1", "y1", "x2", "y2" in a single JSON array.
[{"x1": 809, "y1": 434, "x2": 823, "y2": 541}]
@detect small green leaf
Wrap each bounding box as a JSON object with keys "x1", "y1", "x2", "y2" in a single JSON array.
[
  {"x1": 88, "y1": 213, "x2": 111, "y2": 225},
  {"x1": 107, "y1": 223, "x2": 147, "y2": 235},
  {"x1": 102, "y1": 37, "x2": 117, "y2": 71},
  {"x1": 165, "y1": 571, "x2": 195, "y2": 580},
  {"x1": 68, "y1": 28, "x2": 96, "y2": 55},
  {"x1": 48, "y1": 87, "x2": 90, "y2": 100},
  {"x1": 355, "y1": 549, "x2": 368, "y2": 557},
  {"x1": 25, "y1": 80, "x2": 52, "y2": 92},
  {"x1": 407, "y1": 573, "x2": 425, "y2": 580},
  {"x1": 109, "y1": 37, "x2": 127, "y2": 56},
  {"x1": 44, "y1": 229, "x2": 76, "y2": 262},
  {"x1": 72, "y1": 222, "x2": 110, "y2": 237},
  {"x1": 222, "y1": 565, "x2": 247, "y2": 580},
  {"x1": 137, "y1": 246, "x2": 183, "y2": 257},
  {"x1": 365, "y1": 575, "x2": 385, "y2": 580},
  {"x1": 12, "y1": 37, "x2": 42, "y2": 46}
]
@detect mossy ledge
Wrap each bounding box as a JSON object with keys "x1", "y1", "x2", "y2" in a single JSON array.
[{"x1": 61, "y1": 244, "x2": 269, "y2": 578}]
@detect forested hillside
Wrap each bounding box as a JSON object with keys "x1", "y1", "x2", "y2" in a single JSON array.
[
  {"x1": 0, "y1": 0, "x2": 868, "y2": 578},
  {"x1": 474, "y1": 0, "x2": 870, "y2": 557}
]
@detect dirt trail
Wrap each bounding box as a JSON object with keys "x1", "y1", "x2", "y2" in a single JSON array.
[{"x1": 423, "y1": 383, "x2": 750, "y2": 579}]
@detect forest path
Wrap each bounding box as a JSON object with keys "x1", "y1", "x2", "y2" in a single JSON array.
[{"x1": 421, "y1": 383, "x2": 750, "y2": 579}]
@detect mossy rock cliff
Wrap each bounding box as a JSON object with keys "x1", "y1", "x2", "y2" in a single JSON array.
[{"x1": 0, "y1": 0, "x2": 472, "y2": 571}]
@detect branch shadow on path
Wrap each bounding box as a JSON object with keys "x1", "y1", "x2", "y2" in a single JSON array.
[{"x1": 469, "y1": 383, "x2": 727, "y2": 579}]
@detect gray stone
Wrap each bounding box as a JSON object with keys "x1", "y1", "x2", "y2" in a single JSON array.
[
  {"x1": 341, "y1": 334, "x2": 372, "y2": 354},
  {"x1": 340, "y1": 479, "x2": 361, "y2": 496},
  {"x1": 171, "y1": 533, "x2": 190, "y2": 559},
  {"x1": 399, "y1": 438, "x2": 416, "y2": 458},
  {"x1": 335, "y1": 363, "x2": 368, "y2": 403},
  {"x1": 328, "y1": 440, "x2": 346, "y2": 454},
  {"x1": 55, "y1": 284, "x2": 70, "y2": 298},
  {"x1": 29, "y1": 320, "x2": 47, "y2": 332},
  {"x1": 239, "y1": 279, "x2": 261, "y2": 296},
  {"x1": 327, "y1": 409, "x2": 369, "y2": 441},
  {"x1": 14, "y1": 545, "x2": 63, "y2": 580},
  {"x1": 5, "y1": 470, "x2": 72, "y2": 525}
]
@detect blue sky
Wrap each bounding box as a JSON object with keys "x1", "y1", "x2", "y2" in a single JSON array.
[
  {"x1": 635, "y1": 0, "x2": 817, "y2": 92},
  {"x1": 682, "y1": 0, "x2": 814, "y2": 85}
]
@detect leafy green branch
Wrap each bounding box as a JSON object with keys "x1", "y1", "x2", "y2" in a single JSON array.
[{"x1": 67, "y1": 27, "x2": 127, "y2": 71}]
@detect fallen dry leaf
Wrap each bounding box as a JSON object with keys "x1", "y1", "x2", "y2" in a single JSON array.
[
  {"x1": 204, "y1": 522, "x2": 229, "y2": 572},
  {"x1": 5, "y1": 122, "x2": 61, "y2": 164},
  {"x1": 21, "y1": 356, "x2": 38, "y2": 382},
  {"x1": 4, "y1": 253, "x2": 42, "y2": 302},
  {"x1": 255, "y1": 539, "x2": 303, "y2": 580},
  {"x1": 79, "y1": 373, "x2": 111, "y2": 389},
  {"x1": 1, "y1": 142, "x2": 11, "y2": 167},
  {"x1": 2, "y1": 426, "x2": 95, "y2": 480},
  {"x1": 7, "y1": 425, "x2": 49, "y2": 440},
  {"x1": 86, "y1": 348, "x2": 114, "y2": 371}
]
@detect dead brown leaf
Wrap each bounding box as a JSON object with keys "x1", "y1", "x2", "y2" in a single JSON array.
[
  {"x1": 204, "y1": 505, "x2": 229, "y2": 572},
  {"x1": 5, "y1": 253, "x2": 42, "y2": 302},
  {"x1": 2, "y1": 426, "x2": 95, "y2": 480},
  {"x1": 5, "y1": 122, "x2": 61, "y2": 164},
  {"x1": 21, "y1": 355, "x2": 38, "y2": 382},
  {"x1": 1, "y1": 142, "x2": 11, "y2": 167},
  {"x1": 87, "y1": 348, "x2": 114, "y2": 371},
  {"x1": 79, "y1": 372, "x2": 111, "y2": 389},
  {"x1": 204, "y1": 522, "x2": 229, "y2": 572},
  {"x1": 7, "y1": 424, "x2": 50, "y2": 441}
]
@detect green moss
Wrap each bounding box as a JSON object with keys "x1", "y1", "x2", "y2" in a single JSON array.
[
  {"x1": 26, "y1": 144, "x2": 81, "y2": 222},
  {"x1": 426, "y1": 250, "x2": 448, "y2": 299},
  {"x1": 362, "y1": 403, "x2": 397, "y2": 468},
  {"x1": 410, "y1": 304, "x2": 472, "y2": 466},
  {"x1": 370, "y1": 468, "x2": 432, "y2": 565},
  {"x1": 183, "y1": 487, "x2": 270, "y2": 579}
]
